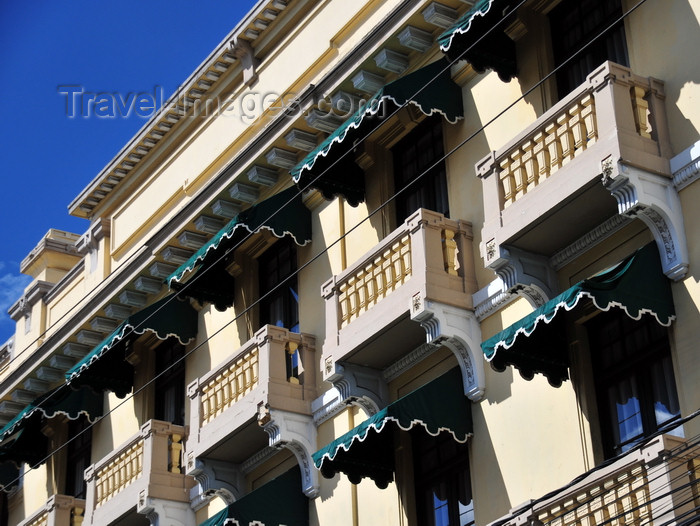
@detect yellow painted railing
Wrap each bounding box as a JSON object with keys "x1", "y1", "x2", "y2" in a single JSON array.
[
  {"x1": 338, "y1": 233, "x2": 412, "y2": 327},
  {"x1": 499, "y1": 95, "x2": 597, "y2": 207},
  {"x1": 18, "y1": 495, "x2": 86, "y2": 526},
  {"x1": 498, "y1": 435, "x2": 699, "y2": 526},
  {"x1": 200, "y1": 347, "x2": 259, "y2": 425},
  {"x1": 94, "y1": 440, "x2": 143, "y2": 508}
]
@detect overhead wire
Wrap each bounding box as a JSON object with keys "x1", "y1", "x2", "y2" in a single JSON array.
[{"x1": 4, "y1": 2, "x2": 690, "y2": 517}]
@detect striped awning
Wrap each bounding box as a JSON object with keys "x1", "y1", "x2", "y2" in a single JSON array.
[
  {"x1": 291, "y1": 59, "x2": 463, "y2": 206},
  {"x1": 312, "y1": 368, "x2": 471, "y2": 488},
  {"x1": 66, "y1": 294, "x2": 198, "y2": 397},
  {"x1": 482, "y1": 243, "x2": 675, "y2": 386}
]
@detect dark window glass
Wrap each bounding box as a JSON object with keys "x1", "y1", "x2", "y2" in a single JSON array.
[
  {"x1": 155, "y1": 341, "x2": 186, "y2": 426},
  {"x1": 259, "y1": 238, "x2": 299, "y2": 333},
  {"x1": 588, "y1": 308, "x2": 680, "y2": 457},
  {"x1": 413, "y1": 430, "x2": 474, "y2": 526},
  {"x1": 549, "y1": 0, "x2": 629, "y2": 98},
  {"x1": 393, "y1": 116, "x2": 449, "y2": 224},
  {"x1": 65, "y1": 417, "x2": 92, "y2": 499}
]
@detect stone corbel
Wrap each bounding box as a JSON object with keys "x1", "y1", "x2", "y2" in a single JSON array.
[
  {"x1": 231, "y1": 38, "x2": 260, "y2": 88},
  {"x1": 257, "y1": 405, "x2": 319, "y2": 498},
  {"x1": 186, "y1": 457, "x2": 242, "y2": 510},
  {"x1": 75, "y1": 218, "x2": 111, "y2": 255},
  {"x1": 409, "y1": 296, "x2": 485, "y2": 402},
  {"x1": 602, "y1": 157, "x2": 689, "y2": 280},
  {"x1": 321, "y1": 362, "x2": 388, "y2": 417},
  {"x1": 482, "y1": 245, "x2": 556, "y2": 308},
  {"x1": 137, "y1": 493, "x2": 195, "y2": 526}
]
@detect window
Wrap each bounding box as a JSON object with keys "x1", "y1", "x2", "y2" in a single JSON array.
[
  {"x1": 549, "y1": 0, "x2": 629, "y2": 98},
  {"x1": 154, "y1": 341, "x2": 186, "y2": 426},
  {"x1": 65, "y1": 417, "x2": 92, "y2": 499},
  {"x1": 393, "y1": 115, "x2": 449, "y2": 225},
  {"x1": 258, "y1": 238, "x2": 299, "y2": 333},
  {"x1": 587, "y1": 308, "x2": 680, "y2": 457},
  {"x1": 413, "y1": 429, "x2": 474, "y2": 526}
]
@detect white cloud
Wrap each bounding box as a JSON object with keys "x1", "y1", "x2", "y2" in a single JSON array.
[{"x1": 0, "y1": 266, "x2": 32, "y2": 342}]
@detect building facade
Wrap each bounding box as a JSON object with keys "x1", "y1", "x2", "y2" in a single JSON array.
[{"x1": 1, "y1": 0, "x2": 699, "y2": 525}]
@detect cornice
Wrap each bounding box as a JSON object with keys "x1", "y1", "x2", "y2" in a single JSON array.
[
  {"x1": 20, "y1": 230, "x2": 81, "y2": 275},
  {"x1": 671, "y1": 140, "x2": 700, "y2": 191},
  {"x1": 68, "y1": 0, "x2": 304, "y2": 219},
  {"x1": 0, "y1": 0, "x2": 450, "y2": 400},
  {"x1": 8, "y1": 280, "x2": 54, "y2": 321},
  {"x1": 75, "y1": 218, "x2": 112, "y2": 255}
]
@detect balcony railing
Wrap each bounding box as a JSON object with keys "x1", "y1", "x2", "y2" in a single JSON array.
[
  {"x1": 186, "y1": 325, "x2": 316, "y2": 467},
  {"x1": 477, "y1": 61, "x2": 672, "y2": 267},
  {"x1": 492, "y1": 434, "x2": 699, "y2": 526},
  {"x1": 18, "y1": 495, "x2": 86, "y2": 526},
  {"x1": 321, "y1": 208, "x2": 476, "y2": 375},
  {"x1": 83, "y1": 420, "x2": 192, "y2": 525}
]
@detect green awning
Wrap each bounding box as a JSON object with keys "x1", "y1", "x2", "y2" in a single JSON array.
[
  {"x1": 66, "y1": 294, "x2": 198, "y2": 397},
  {"x1": 166, "y1": 187, "x2": 311, "y2": 309},
  {"x1": 312, "y1": 367, "x2": 471, "y2": 488},
  {"x1": 291, "y1": 59, "x2": 463, "y2": 206},
  {"x1": 438, "y1": 0, "x2": 517, "y2": 81},
  {"x1": 482, "y1": 242, "x2": 675, "y2": 386},
  {"x1": 199, "y1": 465, "x2": 308, "y2": 526},
  {"x1": 0, "y1": 384, "x2": 102, "y2": 468}
]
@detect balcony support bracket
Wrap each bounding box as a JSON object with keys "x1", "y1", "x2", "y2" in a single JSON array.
[
  {"x1": 321, "y1": 362, "x2": 389, "y2": 418},
  {"x1": 484, "y1": 246, "x2": 557, "y2": 307},
  {"x1": 258, "y1": 406, "x2": 320, "y2": 498},
  {"x1": 185, "y1": 457, "x2": 242, "y2": 509},
  {"x1": 410, "y1": 298, "x2": 485, "y2": 402},
  {"x1": 603, "y1": 158, "x2": 689, "y2": 280},
  {"x1": 137, "y1": 493, "x2": 195, "y2": 526}
]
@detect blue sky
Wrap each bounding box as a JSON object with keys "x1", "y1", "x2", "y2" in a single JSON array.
[{"x1": 0, "y1": 1, "x2": 258, "y2": 344}]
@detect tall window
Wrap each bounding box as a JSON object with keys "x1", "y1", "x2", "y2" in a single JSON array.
[
  {"x1": 259, "y1": 238, "x2": 299, "y2": 333},
  {"x1": 413, "y1": 430, "x2": 474, "y2": 526},
  {"x1": 154, "y1": 341, "x2": 186, "y2": 426},
  {"x1": 549, "y1": 0, "x2": 629, "y2": 98},
  {"x1": 588, "y1": 308, "x2": 680, "y2": 457},
  {"x1": 65, "y1": 417, "x2": 92, "y2": 500},
  {"x1": 393, "y1": 116, "x2": 449, "y2": 225}
]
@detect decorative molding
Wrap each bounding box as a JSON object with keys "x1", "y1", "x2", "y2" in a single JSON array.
[
  {"x1": 230, "y1": 37, "x2": 260, "y2": 87},
  {"x1": 549, "y1": 215, "x2": 632, "y2": 270},
  {"x1": 257, "y1": 406, "x2": 319, "y2": 498},
  {"x1": 485, "y1": 246, "x2": 557, "y2": 307},
  {"x1": 383, "y1": 342, "x2": 440, "y2": 383},
  {"x1": 241, "y1": 446, "x2": 277, "y2": 474},
  {"x1": 186, "y1": 458, "x2": 242, "y2": 509},
  {"x1": 670, "y1": 140, "x2": 700, "y2": 191},
  {"x1": 322, "y1": 363, "x2": 388, "y2": 416},
  {"x1": 8, "y1": 280, "x2": 54, "y2": 321},
  {"x1": 604, "y1": 160, "x2": 689, "y2": 281},
  {"x1": 137, "y1": 494, "x2": 195, "y2": 526},
  {"x1": 409, "y1": 299, "x2": 485, "y2": 402},
  {"x1": 20, "y1": 229, "x2": 82, "y2": 275},
  {"x1": 75, "y1": 218, "x2": 112, "y2": 255},
  {"x1": 472, "y1": 278, "x2": 518, "y2": 322},
  {"x1": 311, "y1": 388, "x2": 348, "y2": 426}
]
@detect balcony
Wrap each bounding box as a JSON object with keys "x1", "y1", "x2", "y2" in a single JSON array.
[
  {"x1": 18, "y1": 495, "x2": 85, "y2": 526},
  {"x1": 320, "y1": 208, "x2": 484, "y2": 402},
  {"x1": 491, "y1": 434, "x2": 700, "y2": 526},
  {"x1": 185, "y1": 326, "x2": 319, "y2": 497},
  {"x1": 83, "y1": 420, "x2": 194, "y2": 525},
  {"x1": 477, "y1": 61, "x2": 687, "y2": 290}
]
